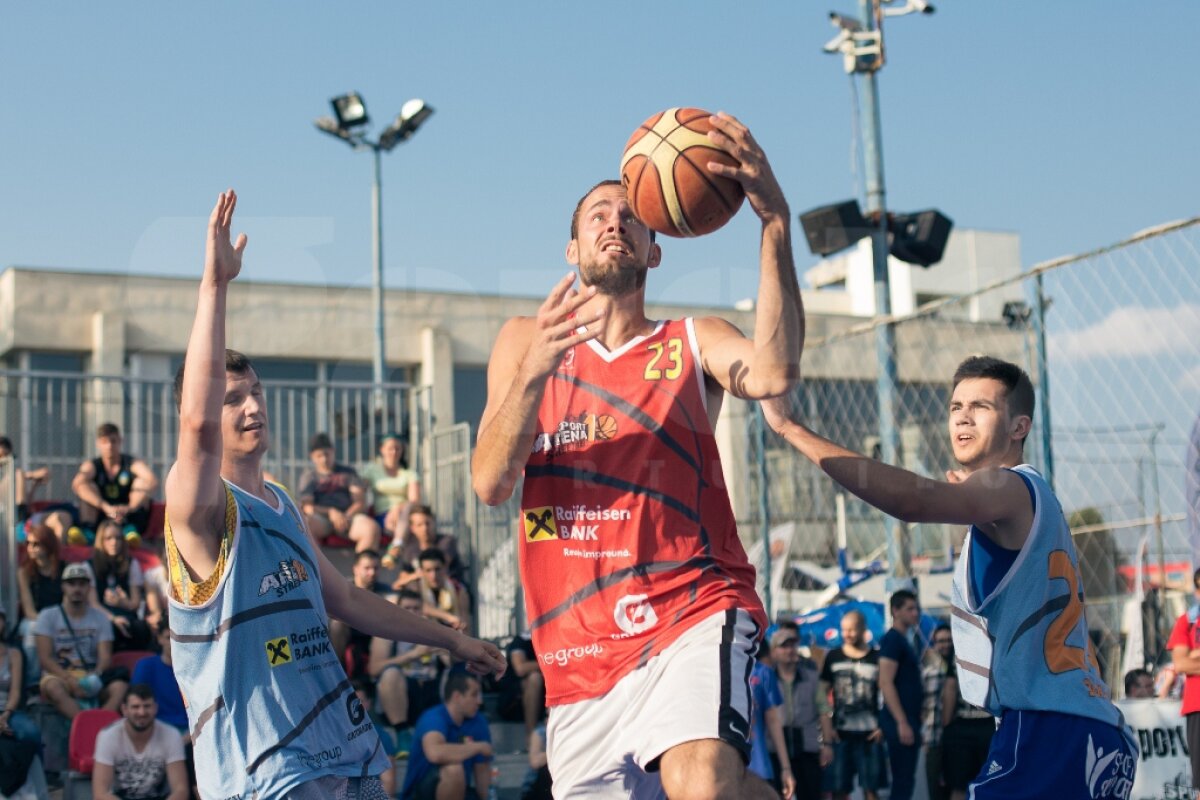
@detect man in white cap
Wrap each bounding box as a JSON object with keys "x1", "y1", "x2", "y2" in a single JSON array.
[{"x1": 34, "y1": 562, "x2": 127, "y2": 719}]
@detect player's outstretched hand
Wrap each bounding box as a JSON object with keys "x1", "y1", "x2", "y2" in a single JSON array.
[
  {"x1": 206, "y1": 189, "x2": 248, "y2": 284},
  {"x1": 520, "y1": 272, "x2": 605, "y2": 383},
  {"x1": 704, "y1": 112, "x2": 788, "y2": 223},
  {"x1": 451, "y1": 634, "x2": 507, "y2": 679}
]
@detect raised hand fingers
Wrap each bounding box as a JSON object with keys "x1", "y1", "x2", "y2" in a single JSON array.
[
  {"x1": 221, "y1": 189, "x2": 238, "y2": 229},
  {"x1": 540, "y1": 271, "x2": 581, "y2": 314}
]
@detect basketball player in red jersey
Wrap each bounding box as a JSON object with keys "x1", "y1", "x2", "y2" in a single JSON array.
[{"x1": 474, "y1": 112, "x2": 804, "y2": 799}]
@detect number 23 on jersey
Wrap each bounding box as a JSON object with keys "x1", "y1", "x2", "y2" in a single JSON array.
[{"x1": 645, "y1": 338, "x2": 683, "y2": 381}]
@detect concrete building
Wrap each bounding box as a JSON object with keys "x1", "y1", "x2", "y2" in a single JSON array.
[{"x1": 0, "y1": 226, "x2": 1022, "y2": 515}]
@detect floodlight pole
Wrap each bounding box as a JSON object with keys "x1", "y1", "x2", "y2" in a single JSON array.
[
  {"x1": 856, "y1": 0, "x2": 909, "y2": 581},
  {"x1": 370, "y1": 145, "x2": 386, "y2": 410}
]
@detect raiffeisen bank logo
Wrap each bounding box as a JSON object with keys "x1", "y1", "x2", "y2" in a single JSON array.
[
  {"x1": 531, "y1": 412, "x2": 617, "y2": 455},
  {"x1": 523, "y1": 505, "x2": 631, "y2": 543}
]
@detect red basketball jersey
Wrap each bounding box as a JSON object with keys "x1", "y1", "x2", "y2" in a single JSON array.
[{"x1": 519, "y1": 317, "x2": 766, "y2": 706}]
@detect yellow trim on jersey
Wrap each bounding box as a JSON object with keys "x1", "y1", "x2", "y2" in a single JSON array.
[{"x1": 164, "y1": 484, "x2": 237, "y2": 606}]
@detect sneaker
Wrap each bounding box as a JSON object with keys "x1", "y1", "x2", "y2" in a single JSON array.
[
  {"x1": 393, "y1": 727, "x2": 412, "y2": 760},
  {"x1": 123, "y1": 526, "x2": 142, "y2": 549}
]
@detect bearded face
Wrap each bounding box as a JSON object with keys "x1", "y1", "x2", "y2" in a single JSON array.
[{"x1": 568, "y1": 184, "x2": 660, "y2": 296}]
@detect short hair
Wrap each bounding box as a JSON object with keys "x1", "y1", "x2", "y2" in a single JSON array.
[
  {"x1": 124, "y1": 683, "x2": 156, "y2": 704},
  {"x1": 1124, "y1": 668, "x2": 1152, "y2": 696},
  {"x1": 96, "y1": 422, "x2": 121, "y2": 439},
  {"x1": 154, "y1": 612, "x2": 170, "y2": 637},
  {"x1": 443, "y1": 671, "x2": 479, "y2": 702},
  {"x1": 308, "y1": 432, "x2": 334, "y2": 453},
  {"x1": 418, "y1": 547, "x2": 446, "y2": 565},
  {"x1": 409, "y1": 504, "x2": 435, "y2": 521},
  {"x1": 1192, "y1": 567, "x2": 1200, "y2": 589},
  {"x1": 569, "y1": 179, "x2": 655, "y2": 243},
  {"x1": 354, "y1": 549, "x2": 381, "y2": 565},
  {"x1": 842, "y1": 609, "x2": 866, "y2": 629},
  {"x1": 0, "y1": 435, "x2": 12, "y2": 455},
  {"x1": 934, "y1": 622, "x2": 951, "y2": 636},
  {"x1": 952, "y1": 356, "x2": 1035, "y2": 438},
  {"x1": 173, "y1": 349, "x2": 256, "y2": 412},
  {"x1": 397, "y1": 588, "x2": 424, "y2": 604},
  {"x1": 890, "y1": 589, "x2": 918, "y2": 612}
]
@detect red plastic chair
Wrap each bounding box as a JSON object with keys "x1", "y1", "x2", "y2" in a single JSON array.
[
  {"x1": 108, "y1": 649, "x2": 156, "y2": 675},
  {"x1": 67, "y1": 709, "x2": 121, "y2": 774}
]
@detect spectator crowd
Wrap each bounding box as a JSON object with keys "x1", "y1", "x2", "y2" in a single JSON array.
[{"x1": 3, "y1": 424, "x2": 1194, "y2": 799}]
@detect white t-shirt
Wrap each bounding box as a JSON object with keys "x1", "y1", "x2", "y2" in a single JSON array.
[
  {"x1": 32, "y1": 604, "x2": 113, "y2": 670},
  {"x1": 93, "y1": 719, "x2": 185, "y2": 800}
]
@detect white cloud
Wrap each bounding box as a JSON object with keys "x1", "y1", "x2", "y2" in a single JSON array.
[{"x1": 1051, "y1": 303, "x2": 1200, "y2": 361}]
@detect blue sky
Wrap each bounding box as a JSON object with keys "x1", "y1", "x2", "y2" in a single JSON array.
[{"x1": 2, "y1": 1, "x2": 1196, "y2": 308}]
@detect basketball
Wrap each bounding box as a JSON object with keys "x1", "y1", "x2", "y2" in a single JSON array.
[{"x1": 620, "y1": 107, "x2": 745, "y2": 238}]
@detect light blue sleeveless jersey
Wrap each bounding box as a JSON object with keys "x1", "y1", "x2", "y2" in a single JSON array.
[
  {"x1": 949, "y1": 465, "x2": 1124, "y2": 729},
  {"x1": 168, "y1": 481, "x2": 388, "y2": 800}
]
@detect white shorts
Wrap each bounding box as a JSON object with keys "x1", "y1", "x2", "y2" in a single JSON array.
[{"x1": 545, "y1": 608, "x2": 760, "y2": 799}]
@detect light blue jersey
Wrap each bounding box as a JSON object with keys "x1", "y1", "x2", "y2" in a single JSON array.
[
  {"x1": 168, "y1": 481, "x2": 388, "y2": 800},
  {"x1": 950, "y1": 465, "x2": 1124, "y2": 729}
]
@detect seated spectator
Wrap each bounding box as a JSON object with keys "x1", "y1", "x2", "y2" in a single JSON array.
[
  {"x1": 0, "y1": 434, "x2": 57, "y2": 526},
  {"x1": 369, "y1": 589, "x2": 450, "y2": 756},
  {"x1": 361, "y1": 433, "x2": 421, "y2": 554},
  {"x1": 521, "y1": 723, "x2": 553, "y2": 800},
  {"x1": 17, "y1": 522, "x2": 65, "y2": 687},
  {"x1": 92, "y1": 683, "x2": 188, "y2": 800},
  {"x1": 1124, "y1": 668, "x2": 1155, "y2": 699},
  {"x1": 0, "y1": 607, "x2": 42, "y2": 744},
  {"x1": 391, "y1": 505, "x2": 466, "y2": 586},
  {"x1": 329, "y1": 549, "x2": 395, "y2": 677},
  {"x1": 497, "y1": 630, "x2": 545, "y2": 735},
  {"x1": 296, "y1": 432, "x2": 381, "y2": 552},
  {"x1": 131, "y1": 617, "x2": 187, "y2": 733},
  {"x1": 35, "y1": 562, "x2": 127, "y2": 720},
  {"x1": 72, "y1": 422, "x2": 159, "y2": 537},
  {"x1": 399, "y1": 672, "x2": 494, "y2": 800},
  {"x1": 409, "y1": 548, "x2": 471, "y2": 632},
  {"x1": 87, "y1": 520, "x2": 152, "y2": 652}
]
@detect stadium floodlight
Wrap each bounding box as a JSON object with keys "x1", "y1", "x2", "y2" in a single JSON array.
[
  {"x1": 379, "y1": 100, "x2": 435, "y2": 152},
  {"x1": 314, "y1": 116, "x2": 355, "y2": 146},
  {"x1": 331, "y1": 92, "x2": 370, "y2": 129},
  {"x1": 314, "y1": 92, "x2": 436, "y2": 412}
]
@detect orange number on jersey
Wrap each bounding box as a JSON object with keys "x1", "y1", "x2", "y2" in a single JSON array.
[
  {"x1": 1044, "y1": 550, "x2": 1089, "y2": 674},
  {"x1": 644, "y1": 338, "x2": 683, "y2": 381}
]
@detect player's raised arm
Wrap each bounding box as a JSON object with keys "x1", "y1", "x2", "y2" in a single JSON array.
[
  {"x1": 471, "y1": 273, "x2": 603, "y2": 506},
  {"x1": 166, "y1": 191, "x2": 248, "y2": 573},
  {"x1": 760, "y1": 396, "x2": 1033, "y2": 549},
  {"x1": 696, "y1": 113, "x2": 804, "y2": 400}
]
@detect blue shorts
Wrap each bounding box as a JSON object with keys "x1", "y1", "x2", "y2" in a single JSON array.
[
  {"x1": 830, "y1": 731, "x2": 886, "y2": 793},
  {"x1": 969, "y1": 710, "x2": 1137, "y2": 799}
]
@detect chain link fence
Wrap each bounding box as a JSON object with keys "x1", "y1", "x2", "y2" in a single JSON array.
[{"x1": 747, "y1": 217, "x2": 1200, "y2": 689}]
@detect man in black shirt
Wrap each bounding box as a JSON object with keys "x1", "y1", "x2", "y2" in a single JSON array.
[
  {"x1": 818, "y1": 609, "x2": 884, "y2": 800},
  {"x1": 73, "y1": 422, "x2": 159, "y2": 536}
]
